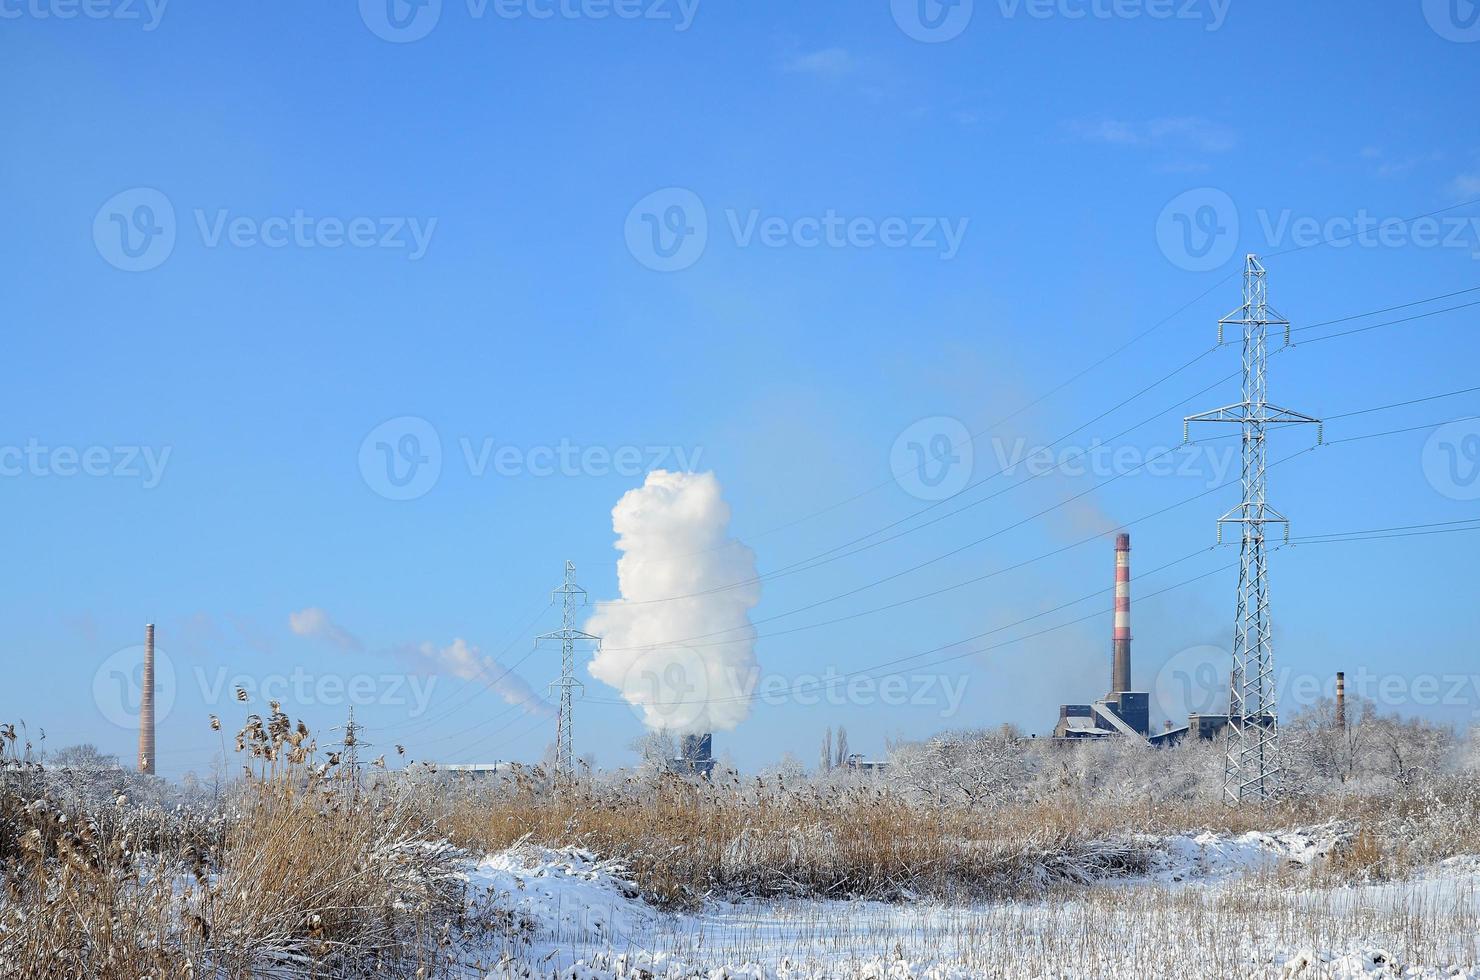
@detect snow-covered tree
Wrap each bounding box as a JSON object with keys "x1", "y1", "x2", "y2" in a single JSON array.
[
  {"x1": 48, "y1": 743, "x2": 119, "y2": 771},
  {"x1": 890, "y1": 724, "x2": 1030, "y2": 808}
]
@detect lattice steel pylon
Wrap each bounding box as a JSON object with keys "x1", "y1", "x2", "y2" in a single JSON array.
[
  {"x1": 537, "y1": 560, "x2": 600, "y2": 784},
  {"x1": 1185, "y1": 255, "x2": 1321, "y2": 805}
]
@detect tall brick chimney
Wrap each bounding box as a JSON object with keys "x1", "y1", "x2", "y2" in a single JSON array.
[{"x1": 138, "y1": 623, "x2": 156, "y2": 775}]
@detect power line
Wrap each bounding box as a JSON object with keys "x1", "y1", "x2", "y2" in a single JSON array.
[
  {"x1": 585, "y1": 503, "x2": 1480, "y2": 717},
  {"x1": 609, "y1": 349, "x2": 1234, "y2": 609},
  {"x1": 601, "y1": 439, "x2": 1235, "y2": 653},
  {"x1": 601, "y1": 395, "x2": 1480, "y2": 654},
  {"x1": 1291, "y1": 523, "x2": 1480, "y2": 546},
  {"x1": 720, "y1": 273, "x2": 1240, "y2": 548},
  {"x1": 1292, "y1": 517, "x2": 1480, "y2": 542},
  {"x1": 584, "y1": 551, "x2": 1234, "y2": 711},
  {"x1": 1296, "y1": 299, "x2": 1480, "y2": 345},
  {"x1": 357, "y1": 598, "x2": 553, "y2": 740},
  {"x1": 1326, "y1": 385, "x2": 1480, "y2": 420},
  {"x1": 435, "y1": 700, "x2": 555, "y2": 763},
  {"x1": 739, "y1": 197, "x2": 1480, "y2": 556},
  {"x1": 583, "y1": 282, "x2": 1478, "y2": 613},
  {"x1": 355, "y1": 404, "x2": 1480, "y2": 760},
  {"x1": 1325, "y1": 414, "x2": 1480, "y2": 445},
  {"x1": 583, "y1": 403, "x2": 1472, "y2": 712},
  {"x1": 1295, "y1": 284, "x2": 1480, "y2": 332},
  {"x1": 408, "y1": 417, "x2": 1478, "y2": 759},
  {"x1": 401, "y1": 289, "x2": 1480, "y2": 758},
  {"x1": 1264, "y1": 198, "x2": 1480, "y2": 259}
]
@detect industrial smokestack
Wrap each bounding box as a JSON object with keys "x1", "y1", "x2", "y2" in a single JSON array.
[
  {"x1": 138, "y1": 623, "x2": 156, "y2": 775},
  {"x1": 1112, "y1": 533, "x2": 1131, "y2": 693},
  {"x1": 1335, "y1": 671, "x2": 1346, "y2": 730},
  {"x1": 679, "y1": 732, "x2": 714, "y2": 778}
]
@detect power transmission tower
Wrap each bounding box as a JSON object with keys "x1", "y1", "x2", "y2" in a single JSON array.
[
  {"x1": 334, "y1": 706, "x2": 370, "y2": 799},
  {"x1": 1185, "y1": 254, "x2": 1321, "y2": 806},
  {"x1": 537, "y1": 560, "x2": 600, "y2": 785}
]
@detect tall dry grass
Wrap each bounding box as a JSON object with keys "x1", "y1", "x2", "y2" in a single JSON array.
[
  {"x1": 422, "y1": 768, "x2": 1397, "y2": 908},
  {"x1": 8, "y1": 713, "x2": 1480, "y2": 974},
  {"x1": 0, "y1": 707, "x2": 469, "y2": 979},
  {"x1": 420, "y1": 758, "x2": 1480, "y2": 909}
]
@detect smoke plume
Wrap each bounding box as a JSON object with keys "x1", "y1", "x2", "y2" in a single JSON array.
[
  {"x1": 586, "y1": 470, "x2": 760, "y2": 734},
  {"x1": 416, "y1": 637, "x2": 552, "y2": 718}
]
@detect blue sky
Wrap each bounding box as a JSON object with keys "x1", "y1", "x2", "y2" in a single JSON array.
[{"x1": 2, "y1": 0, "x2": 1478, "y2": 777}]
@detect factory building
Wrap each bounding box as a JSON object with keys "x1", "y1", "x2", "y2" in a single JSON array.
[
  {"x1": 672, "y1": 732, "x2": 716, "y2": 778},
  {"x1": 1054, "y1": 534, "x2": 1153, "y2": 739},
  {"x1": 1051, "y1": 534, "x2": 1246, "y2": 745}
]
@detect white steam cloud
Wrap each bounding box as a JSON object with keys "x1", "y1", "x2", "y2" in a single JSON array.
[{"x1": 586, "y1": 470, "x2": 760, "y2": 734}]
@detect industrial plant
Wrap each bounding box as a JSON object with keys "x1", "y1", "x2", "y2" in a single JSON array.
[{"x1": 1053, "y1": 533, "x2": 1243, "y2": 747}]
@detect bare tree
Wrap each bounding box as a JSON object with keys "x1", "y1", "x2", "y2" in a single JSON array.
[{"x1": 835, "y1": 726, "x2": 850, "y2": 769}]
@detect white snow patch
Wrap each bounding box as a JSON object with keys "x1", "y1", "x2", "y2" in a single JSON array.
[
  {"x1": 1148, "y1": 824, "x2": 1349, "y2": 882},
  {"x1": 463, "y1": 844, "x2": 652, "y2": 948}
]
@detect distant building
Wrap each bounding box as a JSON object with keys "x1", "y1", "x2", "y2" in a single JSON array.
[
  {"x1": 1053, "y1": 693, "x2": 1151, "y2": 739},
  {"x1": 1147, "y1": 713, "x2": 1269, "y2": 747},
  {"x1": 842, "y1": 753, "x2": 889, "y2": 773},
  {"x1": 672, "y1": 733, "x2": 715, "y2": 778},
  {"x1": 440, "y1": 763, "x2": 501, "y2": 779}
]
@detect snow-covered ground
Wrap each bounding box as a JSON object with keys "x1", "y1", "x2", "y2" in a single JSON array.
[{"x1": 460, "y1": 836, "x2": 1480, "y2": 979}]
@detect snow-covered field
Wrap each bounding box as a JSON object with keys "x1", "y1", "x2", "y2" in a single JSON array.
[{"x1": 461, "y1": 835, "x2": 1480, "y2": 979}]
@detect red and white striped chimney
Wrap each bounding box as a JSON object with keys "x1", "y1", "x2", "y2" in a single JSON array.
[{"x1": 1112, "y1": 533, "x2": 1131, "y2": 693}]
